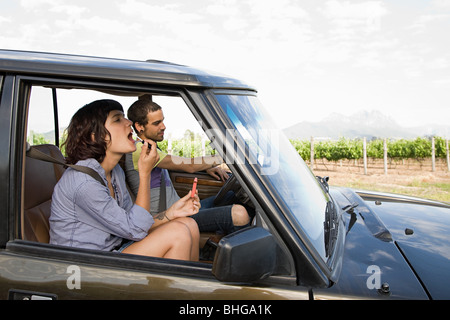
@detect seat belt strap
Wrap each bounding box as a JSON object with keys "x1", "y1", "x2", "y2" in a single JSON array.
[
  {"x1": 159, "y1": 168, "x2": 167, "y2": 212},
  {"x1": 26, "y1": 144, "x2": 106, "y2": 187}
]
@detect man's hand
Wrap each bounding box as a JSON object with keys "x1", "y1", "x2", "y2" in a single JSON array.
[{"x1": 206, "y1": 166, "x2": 230, "y2": 181}]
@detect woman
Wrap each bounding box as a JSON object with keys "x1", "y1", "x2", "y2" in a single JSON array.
[{"x1": 49, "y1": 99, "x2": 200, "y2": 261}]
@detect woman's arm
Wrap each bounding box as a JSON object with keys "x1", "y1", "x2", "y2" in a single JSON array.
[
  {"x1": 134, "y1": 140, "x2": 159, "y2": 212},
  {"x1": 151, "y1": 191, "x2": 200, "y2": 228}
]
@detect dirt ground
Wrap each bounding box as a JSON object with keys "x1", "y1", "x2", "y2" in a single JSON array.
[{"x1": 310, "y1": 158, "x2": 450, "y2": 203}]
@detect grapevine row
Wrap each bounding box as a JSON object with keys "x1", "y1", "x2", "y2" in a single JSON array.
[
  {"x1": 28, "y1": 130, "x2": 449, "y2": 163},
  {"x1": 290, "y1": 136, "x2": 449, "y2": 161}
]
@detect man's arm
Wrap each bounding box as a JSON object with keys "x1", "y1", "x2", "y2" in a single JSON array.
[{"x1": 158, "y1": 154, "x2": 229, "y2": 181}]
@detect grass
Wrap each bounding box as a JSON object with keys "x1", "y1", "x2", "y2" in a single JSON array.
[
  {"x1": 404, "y1": 180, "x2": 450, "y2": 202},
  {"x1": 315, "y1": 170, "x2": 450, "y2": 203},
  {"x1": 343, "y1": 180, "x2": 450, "y2": 203}
]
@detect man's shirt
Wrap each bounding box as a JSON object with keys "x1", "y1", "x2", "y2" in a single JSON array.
[{"x1": 128, "y1": 144, "x2": 180, "y2": 215}]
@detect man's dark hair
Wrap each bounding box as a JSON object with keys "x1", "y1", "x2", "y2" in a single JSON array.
[{"x1": 127, "y1": 96, "x2": 162, "y2": 133}]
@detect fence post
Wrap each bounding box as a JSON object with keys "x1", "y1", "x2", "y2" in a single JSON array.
[
  {"x1": 431, "y1": 136, "x2": 436, "y2": 172},
  {"x1": 310, "y1": 136, "x2": 314, "y2": 170},
  {"x1": 446, "y1": 139, "x2": 450, "y2": 172},
  {"x1": 363, "y1": 137, "x2": 367, "y2": 175},
  {"x1": 383, "y1": 138, "x2": 388, "y2": 175},
  {"x1": 201, "y1": 133, "x2": 206, "y2": 156}
]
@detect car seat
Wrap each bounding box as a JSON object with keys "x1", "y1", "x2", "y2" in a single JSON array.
[{"x1": 23, "y1": 144, "x2": 65, "y2": 243}]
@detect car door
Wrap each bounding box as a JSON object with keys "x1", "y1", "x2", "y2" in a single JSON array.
[{"x1": 0, "y1": 74, "x2": 310, "y2": 300}]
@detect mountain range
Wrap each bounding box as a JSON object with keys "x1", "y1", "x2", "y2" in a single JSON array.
[{"x1": 283, "y1": 110, "x2": 450, "y2": 140}]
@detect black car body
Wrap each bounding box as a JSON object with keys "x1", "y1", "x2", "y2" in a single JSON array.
[{"x1": 0, "y1": 49, "x2": 449, "y2": 300}]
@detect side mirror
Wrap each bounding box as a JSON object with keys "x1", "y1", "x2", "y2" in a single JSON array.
[{"x1": 212, "y1": 227, "x2": 276, "y2": 283}]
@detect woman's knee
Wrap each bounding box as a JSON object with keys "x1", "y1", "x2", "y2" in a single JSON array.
[
  {"x1": 231, "y1": 205, "x2": 250, "y2": 226},
  {"x1": 176, "y1": 217, "x2": 199, "y2": 238},
  {"x1": 169, "y1": 220, "x2": 193, "y2": 241}
]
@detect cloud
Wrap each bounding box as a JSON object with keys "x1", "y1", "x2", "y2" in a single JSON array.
[
  {"x1": 222, "y1": 16, "x2": 249, "y2": 32},
  {"x1": 116, "y1": 0, "x2": 213, "y2": 54},
  {"x1": 322, "y1": 0, "x2": 389, "y2": 34},
  {"x1": 0, "y1": 16, "x2": 11, "y2": 24},
  {"x1": 354, "y1": 51, "x2": 385, "y2": 70},
  {"x1": 206, "y1": 1, "x2": 249, "y2": 32},
  {"x1": 1, "y1": 0, "x2": 449, "y2": 128},
  {"x1": 432, "y1": 0, "x2": 450, "y2": 8},
  {"x1": 65, "y1": 16, "x2": 139, "y2": 35},
  {"x1": 19, "y1": 0, "x2": 58, "y2": 10},
  {"x1": 408, "y1": 13, "x2": 450, "y2": 34},
  {"x1": 118, "y1": 0, "x2": 202, "y2": 26},
  {"x1": 206, "y1": 0, "x2": 241, "y2": 16},
  {"x1": 247, "y1": 0, "x2": 309, "y2": 21},
  {"x1": 301, "y1": 1, "x2": 393, "y2": 72},
  {"x1": 49, "y1": 4, "x2": 89, "y2": 16},
  {"x1": 428, "y1": 57, "x2": 450, "y2": 70},
  {"x1": 20, "y1": 0, "x2": 88, "y2": 16},
  {"x1": 243, "y1": 0, "x2": 311, "y2": 41}
]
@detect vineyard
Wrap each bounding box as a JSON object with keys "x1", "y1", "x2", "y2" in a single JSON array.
[
  {"x1": 289, "y1": 136, "x2": 450, "y2": 203},
  {"x1": 290, "y1": 136, "x2": 449, "y2": 163},
  {"x1": 291, "y1": 136, "x2": 450, "y2": 202}
]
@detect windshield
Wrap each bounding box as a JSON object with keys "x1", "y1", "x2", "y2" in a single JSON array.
[{"x1": 215, "y1": 94, "x2": 329, "y2": 261}]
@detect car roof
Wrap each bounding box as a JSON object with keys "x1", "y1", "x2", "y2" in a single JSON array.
[{"x1": 0, "y1": 49, "x2": 256, "y2": 91}]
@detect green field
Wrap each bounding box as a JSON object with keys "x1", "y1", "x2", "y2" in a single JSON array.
[
  {"x1": 341, "y1": 179, "x2": 450, "y2": 203},
  {"x1": 320, "y1": 170, "x2": 450, "y2": 203}
]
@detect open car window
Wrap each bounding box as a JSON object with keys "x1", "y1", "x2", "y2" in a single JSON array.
[
  {"x1": 24, "y1": 81, "x2": 207, "y2": 249},
  {"x1": 27, "y1": 86, "x2": 204, "y2": 147}
]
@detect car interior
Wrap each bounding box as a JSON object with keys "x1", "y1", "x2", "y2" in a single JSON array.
[{"x1": 21, "y1": 82, "x2": 253, "y2": 263}]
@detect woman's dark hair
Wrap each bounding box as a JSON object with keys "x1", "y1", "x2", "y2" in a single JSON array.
[{"x1": 64, "y1": 99, "x2": 124, "y2": 164}]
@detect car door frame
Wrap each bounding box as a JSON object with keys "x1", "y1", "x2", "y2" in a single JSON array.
[{"x1": 0, "y1": 73, "x2": 310, "y2": 300}]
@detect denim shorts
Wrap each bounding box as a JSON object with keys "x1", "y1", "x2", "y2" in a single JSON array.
[
  {"x1": 192, "y1": 192, "x2": 240, "y2": 234},
  {"x1": 113, "y1": 239, "x2": 134, "y2": 252},
  {"x1": 192, "y1": 204, "x2": 235, "y2": 234}
]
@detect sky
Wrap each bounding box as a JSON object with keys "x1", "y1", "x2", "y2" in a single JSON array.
[{"x1": 1, "y1": 0, "x2": 450, "y2": 133}]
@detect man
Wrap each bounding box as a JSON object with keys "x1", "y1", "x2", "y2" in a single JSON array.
[{"x1": 125, "y1": 96, "x2": 252, "y2": 235}]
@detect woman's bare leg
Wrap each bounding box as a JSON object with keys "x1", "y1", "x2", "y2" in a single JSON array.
[
  {"x1": 123, "y1": 220, "x2": 195, "y2": 260},
  {"x1": 176, "y1": 217, "x2": 200, "y2": 261}
]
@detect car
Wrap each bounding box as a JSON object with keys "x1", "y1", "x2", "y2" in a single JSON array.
[{"x1": 0, "y1": 49, "x2": 449, "y2": 301}]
